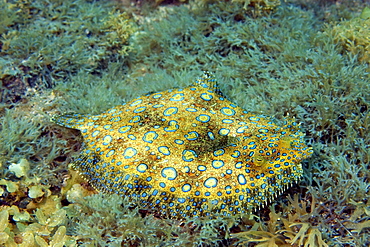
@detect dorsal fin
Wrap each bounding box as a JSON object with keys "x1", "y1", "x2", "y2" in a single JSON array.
[{"x1": 192, "y1": 71, "x2": 224, "y2": 96}]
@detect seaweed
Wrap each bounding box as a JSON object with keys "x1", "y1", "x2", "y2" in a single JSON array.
[
  {"x1": 66, "y1": 191, "x2": 239, "y2": 246},
  {"x1": 323, "y1": 6, "x2": 370, "y2": 67},
  {"x1": 0, "y1": 0, "x2": 136, "y2": 99}
]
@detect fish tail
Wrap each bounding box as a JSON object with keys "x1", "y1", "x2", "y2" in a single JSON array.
[{"x1": 51, "y1": 113, "x2": 91, "y2": 129}]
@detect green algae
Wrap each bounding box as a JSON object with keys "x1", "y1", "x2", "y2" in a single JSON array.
[
  {"x1": 323, "y1": 6, "x2": 370, "y2": 66},
  {"x1": 0, "y1": 0, "x2": 369, "y2": 246},
  {"x1": 0, "y1": 0, "x2": 136, "y2": 90},
  {"x1": 66, "y1": 192, "x2": 239, "y2": 246}
]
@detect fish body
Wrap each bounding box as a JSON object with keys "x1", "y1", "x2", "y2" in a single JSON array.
[{"x1": 53, "y1": 72, "x2": 312, "y2": 218}]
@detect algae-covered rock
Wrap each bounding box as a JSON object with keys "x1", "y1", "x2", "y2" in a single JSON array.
[
  {"x1": 0, "y1": 205, "x2": 75, "y2": 246},
  {"x1": 231, "y1": 0, "x2": 280, "y2": 13},
  {"x1": 28, "y1": 185, "x2": 45, "y2": 199},
  {"x1": 8, "y1": 159, "x2": 30, "y2": 178},
  {"x1": 326, "y1": 6, "x2": 370, "y2": 64}
]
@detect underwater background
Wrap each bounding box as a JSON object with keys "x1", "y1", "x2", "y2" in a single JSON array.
[{"x1": 0, "y1": 0, "x2": 369, "y2": 246}]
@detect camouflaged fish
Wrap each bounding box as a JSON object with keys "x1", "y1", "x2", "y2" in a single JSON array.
[{"x1": 52, "y1": 72, "x2": 312, "y2": 218}]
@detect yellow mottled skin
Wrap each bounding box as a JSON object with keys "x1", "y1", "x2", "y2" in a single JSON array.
[{"x1": 52, "y1": 72, "x2": 312, "y2": 218}]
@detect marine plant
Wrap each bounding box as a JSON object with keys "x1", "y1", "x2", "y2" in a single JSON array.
[
  {"x1": 323, "y1": 6, "x2": 370, "y2": 66},
  {"x1": 0, "y1": 0, "x2": 136, "y2": 99},
  {"x1": 0, "y1": 159, "x2": 75, "y2": 246}
]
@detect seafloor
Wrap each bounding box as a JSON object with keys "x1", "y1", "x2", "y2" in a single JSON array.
[{"x1": 0, "y1": 0, "x2": 369, "y2": 246}]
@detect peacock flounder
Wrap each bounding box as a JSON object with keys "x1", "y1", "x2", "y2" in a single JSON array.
[{"x1": 53, "y1": 72, "x2": 312, "y2": 218}]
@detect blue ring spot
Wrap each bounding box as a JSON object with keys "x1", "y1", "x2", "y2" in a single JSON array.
[
  {"x1": 164, "y1": 120, "x2": 179, "y2": 132},
  {"x1": 174, "y1": 139, "x2": 184, "y2": 145},
  {"x1": 158, "y1": 146, "x2": 170, "y2": 155},
  {"x1": 182, "y1": 149, "x2": 197, "y2": 162},
  {"x1": 136, "y1": 163, "x2": 148, "y2": 173},
  {"x1": 110, "y1": 117, "x2": 121, "y2": 122},
  {"x1": 220, "y1": 107, "x2": 236, "y2": 116},
  {"x1": 182, "y1": 184, "x2": 192, "y2": 192},
  {"x1": 123, "y1": 147, "x2": 137, "y2": 159},
  {"x1": 143, "y1": 131, "x2": 158, "y2": 143},
  {"x1": 204, "y1": 177, "x2": 218, "y2": 188},
  {"x1": 222, "y1": 119, "x2": 234, "y2": 124},
  {"x1": 152, "y1": 104, "x2": 164, "y2": 108},
  {"x1": 107, "y1": 108, "x2": 117, "y2": 114},
  {"x1": 213, "y1": 149, "x2": 225, "y2": 157},
  {"x1": 161, "y1": 167, "x2": 178, "y2": 180},
  {"x1": 102, "y1": 135, "x2": 113, "y2": 145},
  {"x1": 185, "y1": 131, "x2": 199, "y2": 141},
  {"x1": 183, "y1": 166, "x2": 190, "y2": 173},
  {"x1": 133, "y1": 106, "x2": 146, "y2": 113},
  {"x1": 130, "y1": 99, "x2": 143, "y2": 106},
  {"x1": 196, "y1": 114, "x2": 211, "y2": 123},
  {"x1": 212, "y1": 160, "x2": 224, "y2": 169},
  {"x1": 163, "y1": 107, "x2": 178, "y2": 116},
  {"x1": 152, "y1": 93, "x2": 162, "y2": 99},
  {"x1": 170, "y1": 93, "x2": 184, "y2": 101},
  {"x1": 238, "y1": 174, "x2": 247, "y2": 185},
  {"x1": 218, "y1": 128, "x2": 230, "y2": 136},
  {"x1": 118, "y1": 125, "x2": 131, "y2": 133},
  {"x1": 200, "y1": 93, "x2": 213, "y2": 101},
  {"x1": 129, "y1": 116, "x2": 141, "y2": 123},
  {"x1": 235, "y1": 162, "x2": 243, "y2": 169},
  {"x1": 236, "y1": 126, "x2": 248, "y2": 133},
  {"x1": 186, "y1": 108, "x2": 197, "y2": 112},
  {"x1": 106, "y1": 149, "x2": 115, "y2": 158},
  {"x1": 91, "y1": 130, "x2": 100, "y2": 137},
  {"x1": 197, "y1": 165, "x2": 207, "y2": 171},
  {"x1": 208, "y1": 132, "x2": 215, "y2": 140},
  {"x1": 103, "y1": 124, "x2": 112, "y2": 130},
  {"x1": 127, "y1": 134, "x2": 136, "y2": 140},
  {"x1": 249, "y1": 116, "x2": 260, "y2": 121},
  {"x1": 231, "y1": 151, "x2": 240, "y2": 158}
]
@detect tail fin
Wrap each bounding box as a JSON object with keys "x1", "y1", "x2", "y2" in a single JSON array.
[{"x1": 51, "y1": 113, "x2": 92, "y2": 129}]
